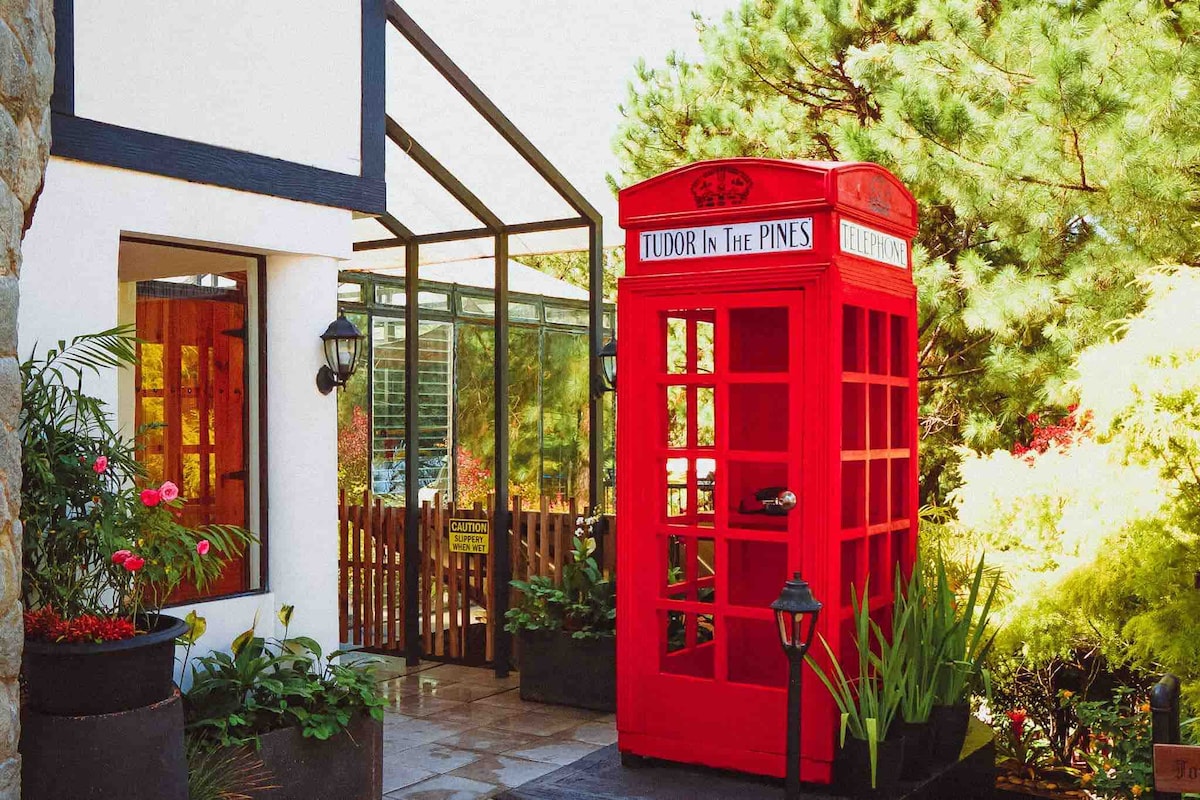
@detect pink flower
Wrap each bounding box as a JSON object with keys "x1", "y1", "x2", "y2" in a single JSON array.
[
  {"x1": 196, "y1": 539, "x2": 210, "y2": 556},
  {"x1": 140, "y1": 489, "x2": 161, "y2": 507},
  {"x1": 123, "y1": 555, "x2": 145, "y2": 572},
  {"x1": 111, "y1": 549, "x2": 131, "y2": 565},
  {"x1": 92, "y1": 456, "x2": 108, "y2": 474},
  {"x1": 159, "y1": 481, "x2": 179, "y2": 502}
]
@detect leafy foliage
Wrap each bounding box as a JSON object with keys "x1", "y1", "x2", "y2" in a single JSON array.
[
  {"x1": 612, "y1": 0, "x2": 1200, "y2": 501},
  {"x1": 952, "y1": 268, "x2": 1200, "y2": 705},
  {"x1": 20, "y1": 328, "x2": 253, "y2": 623},
  {"x1": 184, "y1": 607, "x2": 385, "y2": 749},
  {"x1": 1073, "y1": 688, "x2": 1155, "y2": 799},
  {"x1": 505, "y1": 517, "x2": 615, "y2": 640}
]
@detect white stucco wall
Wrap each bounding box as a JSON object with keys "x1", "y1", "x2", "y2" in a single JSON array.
[
  {"x1": 73, "y1": 2, "x2": 361, "y2": 175},
  {"x1": 19, "y1": 157, "x2": 349, "y2": 666}
]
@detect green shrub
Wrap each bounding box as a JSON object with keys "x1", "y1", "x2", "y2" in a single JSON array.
[
  {"x1": 505, "y1": 518, "x2": 615, "y2": 640},
  {"x1": 183, "y1": 606, "x2": 385, "y2": 750},
  {"x1": 949, "y1": 269, "x2": 1200, "y2": 706}
]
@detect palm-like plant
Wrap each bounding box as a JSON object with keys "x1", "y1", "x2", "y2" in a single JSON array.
[
  {"x1": 806, "y1": 582, "x2": 909, "y2": 788},
  {"x1": 895, "y1": 557, "x2": 952, "y2": 725},
  {"x1": 931, "y1": 552, "x2": 1000, "y2": 706}
]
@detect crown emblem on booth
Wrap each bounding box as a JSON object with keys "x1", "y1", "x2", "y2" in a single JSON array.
[
  {"x1": 690, "y1": 166, "x2": 753, "y2": 208},
  {"x1": 867, "y1": 174, "x2": 893, "y2": 215}
]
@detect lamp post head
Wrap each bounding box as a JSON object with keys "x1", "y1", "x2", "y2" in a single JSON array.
[{"x1": 771, "y1": 572, "x2": 822, "y2": 657}]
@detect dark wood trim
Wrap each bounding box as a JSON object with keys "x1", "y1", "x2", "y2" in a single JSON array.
[
  {"x1": 361, "y1": 0, "x2": 386, "y2": 180},
  {"x1": 51, "y1": 114, "x2": 386, "y2": 213},
  {"x1": 256, "y1": 255, "x2": 270, "y2": 594},
  {"x1": 121, "y1": 235, "x2": 264, "y2": 261},
  {"x1": 52, "y1": 0, "x2": 73, "y2": 114}
]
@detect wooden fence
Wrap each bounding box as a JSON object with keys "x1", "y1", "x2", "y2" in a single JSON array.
[{"x1": 337, "y1": 491, "x2": 615, "y2": 664}]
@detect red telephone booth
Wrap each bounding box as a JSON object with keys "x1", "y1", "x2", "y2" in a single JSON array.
[{"x1": 615, "y1": 159, "x2": 919, "y2": 784}]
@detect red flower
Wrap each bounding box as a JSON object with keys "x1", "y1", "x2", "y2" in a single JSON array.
[
  {"x1": 140, "y1": 488, "x2": 161, "y2": 507},
  {"x1": 92, "y1": 456, "x2": 108, "y2": 474},
  {"x1": 111, "y1": 549, "x2": 131, "y2": 565},
  {"x1": 23, "y1": 608, "x2": 136, "y2": 644},
  {"x1": 123, "y1": 555, "x2": 145, "y2": 572},
  {"x1": 1007, "y1": 709, "x2": 1027, "y2": 739},
  {"x1": 196, "y1": 539, "x2": 210, "y2": 556}
]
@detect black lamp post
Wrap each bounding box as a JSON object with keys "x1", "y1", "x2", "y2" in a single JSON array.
[
  {"x1": 316, "y1": 311, "x2": 364, "y2": 394},
  {"x1": 593, "y1": 338, "x2": 617, "y2": 397},
  {"x1": 771, "y1": 572, "x2": 823, "y2": 798}
]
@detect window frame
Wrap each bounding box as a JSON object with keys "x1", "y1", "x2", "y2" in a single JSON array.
[{"x1": 120, "y1": 238, "x2": 270, "y2": 606}]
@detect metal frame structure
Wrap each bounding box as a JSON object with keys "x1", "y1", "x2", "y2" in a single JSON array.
[{"x1": 352, "y1": 4, "x2": 605, "y2": 676}]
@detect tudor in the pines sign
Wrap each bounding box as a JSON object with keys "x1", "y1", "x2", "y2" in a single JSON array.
[{"x1": 639, "y1": 217, "x2": 813, "y2": 261}]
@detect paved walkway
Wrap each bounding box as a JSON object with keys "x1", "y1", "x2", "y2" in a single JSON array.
[{"x1": 371, "y1": 658, "x2": 615, "y2": 799}]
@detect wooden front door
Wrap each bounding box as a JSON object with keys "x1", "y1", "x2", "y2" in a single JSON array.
[{"x1": 136, "y1": 277, "x2": 250, "y2": 599}]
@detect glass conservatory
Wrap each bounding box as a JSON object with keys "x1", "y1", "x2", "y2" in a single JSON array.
[{"x1": 336, "y1": 257, "x2": 614, "y2": 511}]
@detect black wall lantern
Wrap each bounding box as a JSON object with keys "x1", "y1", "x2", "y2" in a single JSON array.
[
  {"x1": 317, "y1": 311, "x2": 364, "y2": 395},
  {"x1": 771, "y1": 572, "x2": 823, "y2": 798},
  {"x1": 593, "y1": 338, "x2": 617, "y2": 397}
]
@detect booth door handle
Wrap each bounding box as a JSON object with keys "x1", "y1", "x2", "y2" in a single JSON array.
[{"x1": 738, "y1": 487, "x2": 797, "y2": 515}]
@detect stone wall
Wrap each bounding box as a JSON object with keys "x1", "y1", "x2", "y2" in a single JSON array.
[{"x1": 0, "y1": 1, "x2": 54, "y2": 798}]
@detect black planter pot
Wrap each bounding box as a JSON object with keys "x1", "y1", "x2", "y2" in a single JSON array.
[
  {"x1": 22, "y1": 613, "x2": 188, "y2": 716},
  {"x1": 21, "y1": 688, "x2": 188, "y2": 800},
  {"x1": 929, "y1": 703, "x2": 971, "y2": 765},
  {"x1": 833, "y1": 735, "x2": 906, "y2": 796},
  {"x1": 243, "y1": 713, "x2": 383, "y2": 800},
  {"x1": 517, "y1": 629, "x2": 616, "y2": 712},
  {"x1": 893, "y1": 719, "x2": 934, "y2": 781}
]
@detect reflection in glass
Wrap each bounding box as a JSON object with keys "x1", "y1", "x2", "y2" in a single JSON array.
[
  {"x1": 667, "y1": 386, "x2": 688, "y2": 448},
  {"x1": 697, "y1": 320, "x2": 714, "y2": 374}
]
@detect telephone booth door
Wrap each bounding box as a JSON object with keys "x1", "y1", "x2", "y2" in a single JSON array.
[{"x1": 618, "y1": 285, "x2": 833, "y2": 779}]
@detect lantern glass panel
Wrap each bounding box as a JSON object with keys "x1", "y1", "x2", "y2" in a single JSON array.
[{"x1": 775, "y1": 609, "x2": 792, "y2": 649}]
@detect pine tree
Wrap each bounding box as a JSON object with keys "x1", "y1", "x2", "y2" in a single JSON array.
[{"x1": 612, "y1": 0, "x2": 1200, "y2": 500}]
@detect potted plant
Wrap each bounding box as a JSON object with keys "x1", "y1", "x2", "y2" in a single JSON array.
[
  {"x1": 505, "y1": 515, "x2": 616, "y2": 711},
  {"x1": 928, "y1": 552, "x2": 1000, "y2": 764},
  {"x1": 183, "y1": 606, "x2": 386, "y2": 800},
  {"x1": 19, "y1": 329, "x2": 254, "y2": 716},
  {"x1": 892, "y1": 557, "x2": 948, "y2": 780},
  {"x1": 807, "y1": 583, "x2": 908, "y2": 795}
]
